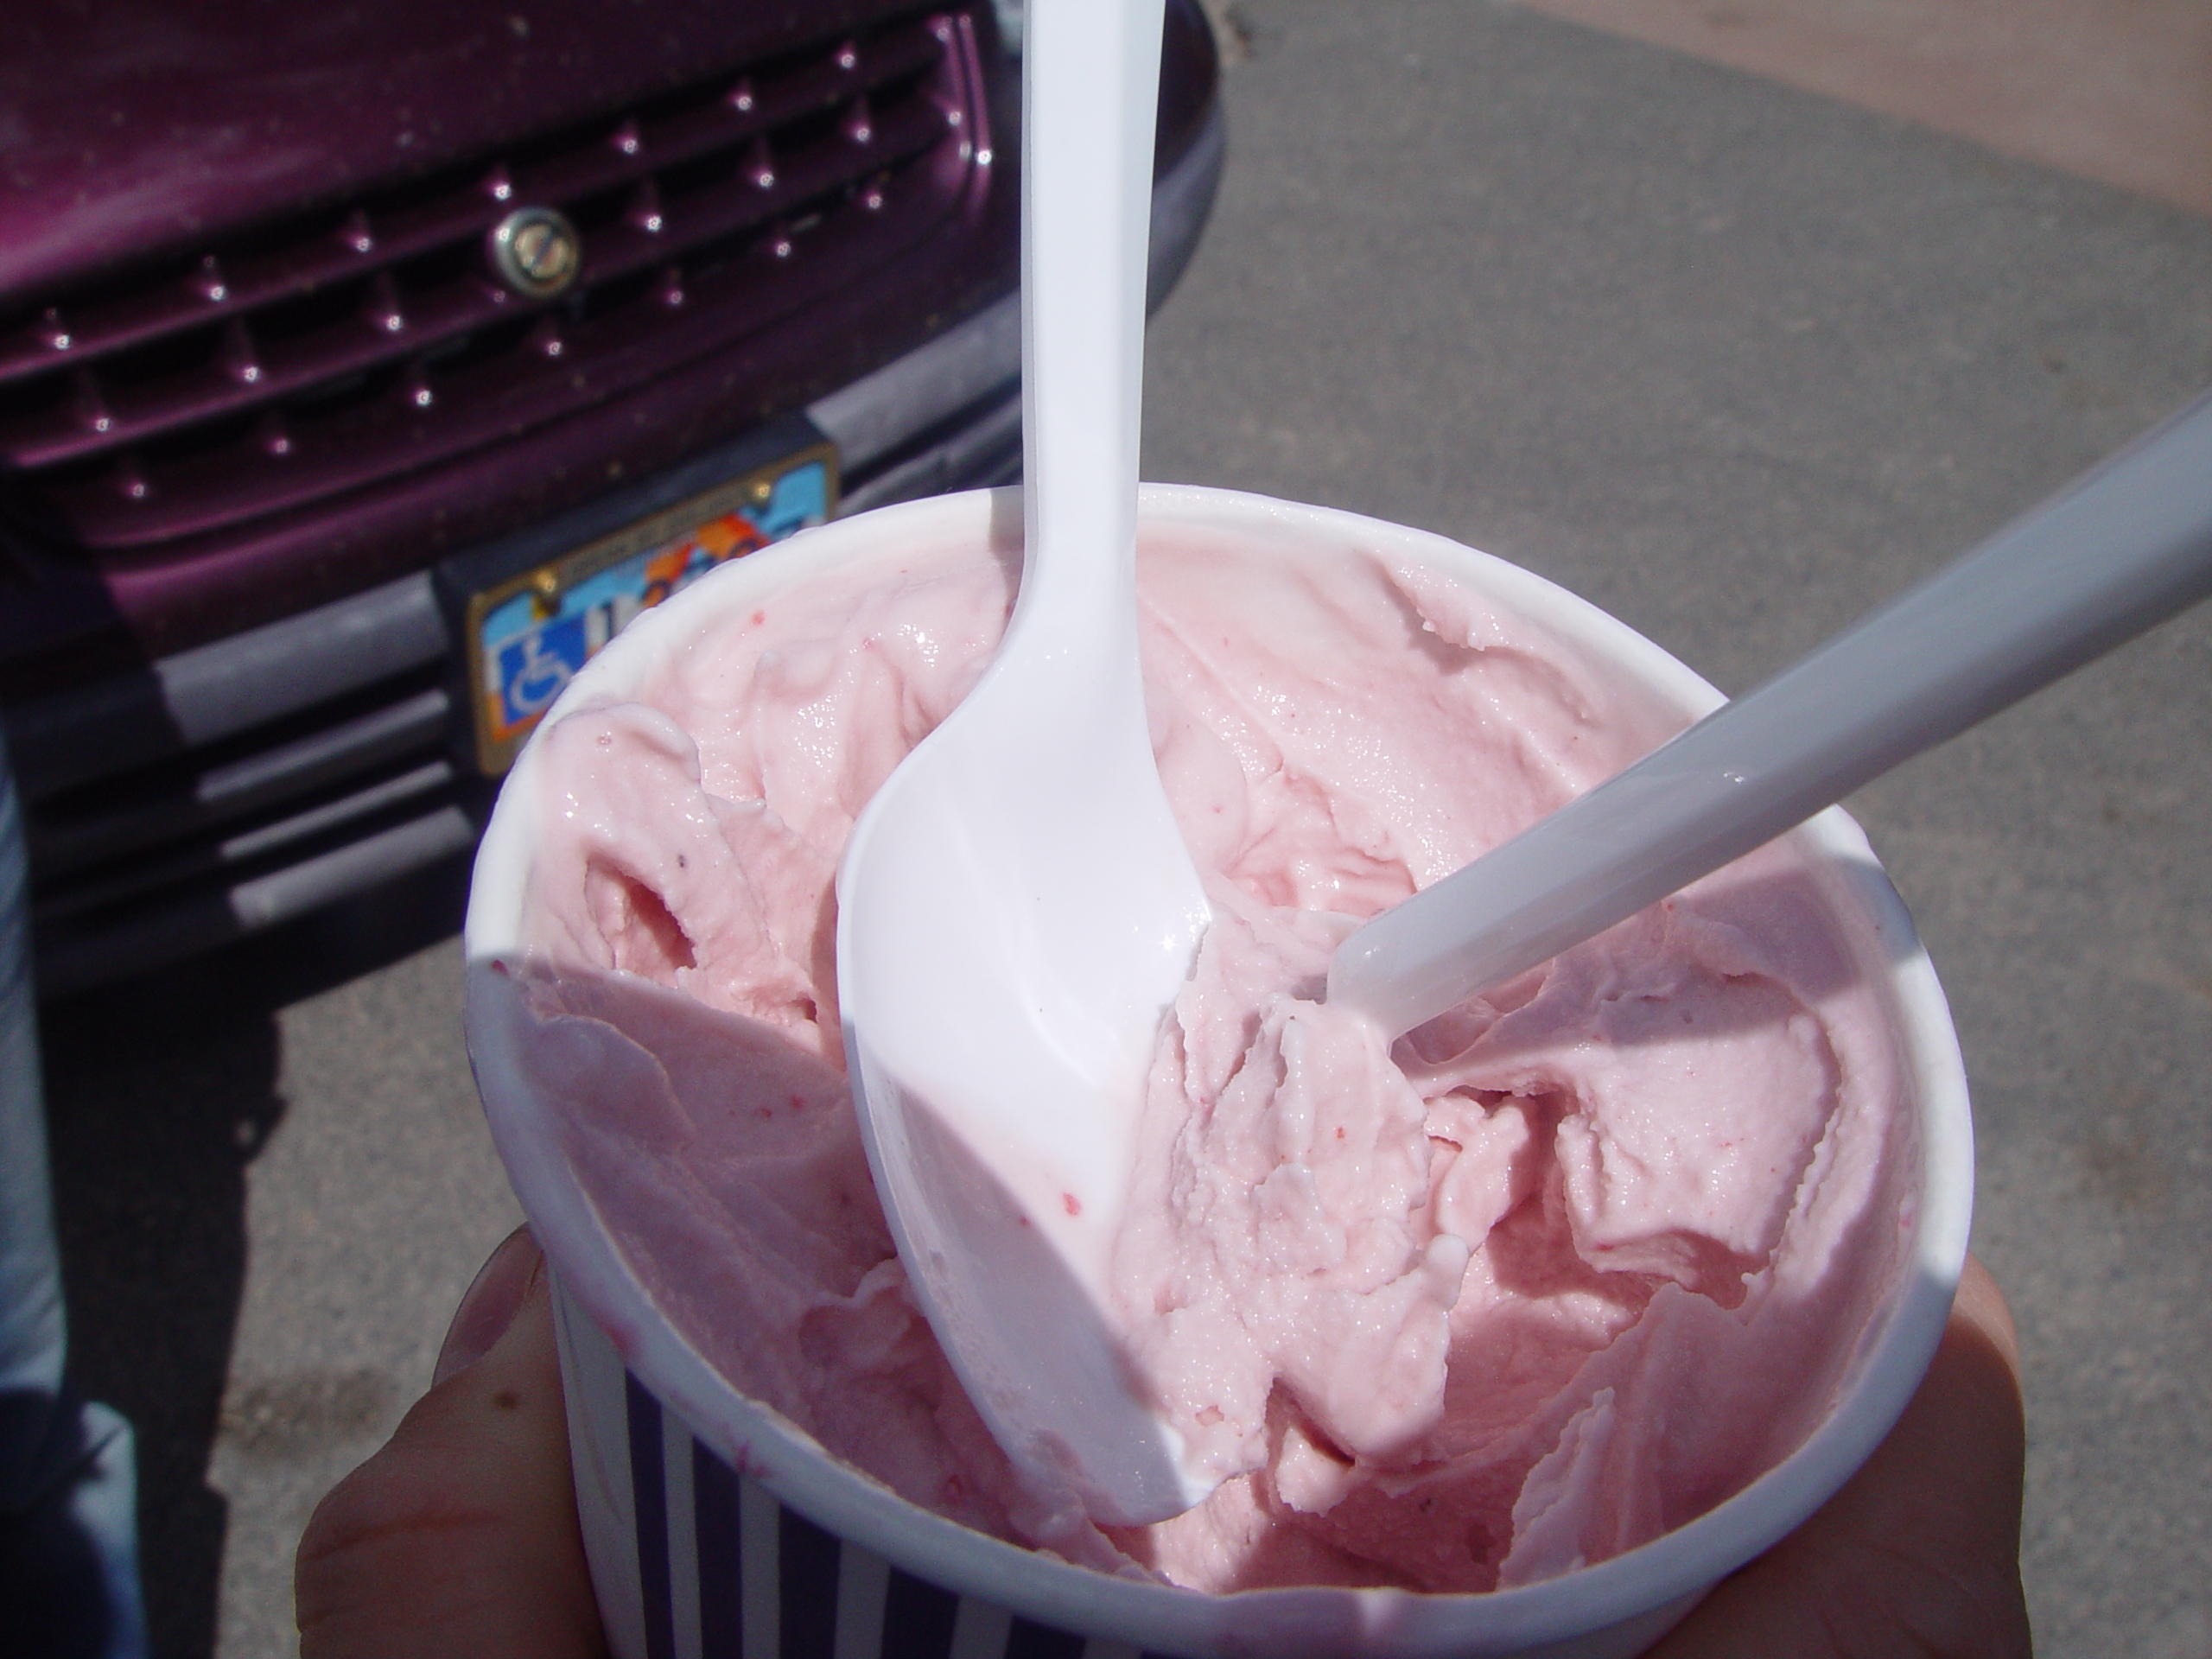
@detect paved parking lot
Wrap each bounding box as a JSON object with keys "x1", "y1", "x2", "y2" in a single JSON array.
[{"x1": 45, "y1": 2, "x2": 2212, "y2": 1653}]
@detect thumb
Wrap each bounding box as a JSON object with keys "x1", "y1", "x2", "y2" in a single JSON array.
[
  {"x1": 1644, "y1": 1254, "x2": 2030, "y2": 1658},
  {"x1": 296, "y1": 1227, "x2": 607, "y2": 1659}
]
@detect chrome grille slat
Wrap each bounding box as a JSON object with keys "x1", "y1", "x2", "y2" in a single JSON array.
[
  {"x1": 219, "y1": 758, "x2": 454, "y2": 865},
  {"x1": 29, "y1": 685, "x2": 452, "y2": 878},
  {"x1": 32, "y1": 804, "x2": 480, "y2": 998},
  {"x1": 0, "y1": 5, "x2": 988, "y2": 554},
  {"x1": 31, "y1": 754, "x2": 456, "y2": 925}
]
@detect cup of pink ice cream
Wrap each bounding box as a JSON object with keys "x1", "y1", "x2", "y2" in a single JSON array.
[{"x1": 463, "y1": 483, "x2": 1972, "y2": 1658}]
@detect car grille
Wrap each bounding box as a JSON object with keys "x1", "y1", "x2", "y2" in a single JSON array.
[{"x1": 0, "y1": 4, "x2": 991, "y2": 558}]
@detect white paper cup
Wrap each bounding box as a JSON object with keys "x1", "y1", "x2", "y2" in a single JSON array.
[{"x1": 464, "y1": 484, "x2": 1973, "y2": 1659}]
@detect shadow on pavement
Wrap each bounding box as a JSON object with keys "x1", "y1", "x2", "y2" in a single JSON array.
[{"x1": 36, "y1": 849, "x2": 472, "y2": 1659}]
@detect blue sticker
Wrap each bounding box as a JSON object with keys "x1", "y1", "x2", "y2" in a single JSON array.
[{"x1": 497, "y1": 613, "x2": 588, "y2": 726}]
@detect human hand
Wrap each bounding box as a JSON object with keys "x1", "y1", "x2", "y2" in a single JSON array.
[
  {"x1": 295, "y1": 1225, "x2": 606, "y2": 1659},
  {"x1": 296, "y1": 1236, "x2": 2029, "y2": 1658},
  {"x1": 1647, "y1": 1252, "x2": 2031, "y2": 1658}
]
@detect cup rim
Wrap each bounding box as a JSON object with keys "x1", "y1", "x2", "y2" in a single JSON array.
[{"x1": 464, "y1": 482, "x2": 1973, "y2": 1655}]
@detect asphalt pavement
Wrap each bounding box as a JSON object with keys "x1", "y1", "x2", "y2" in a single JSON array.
[{"x1": 43, "y1": 2, "x2": 2212, "y2": 1655}]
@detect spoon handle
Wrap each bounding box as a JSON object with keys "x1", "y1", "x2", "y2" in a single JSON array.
[
  {"x1": 1330, "y1": 389, "x2": 2212, "y2": 1037},
  {"x1": 1013, "y1": 0, "x2": 1164, "y2": 643}
]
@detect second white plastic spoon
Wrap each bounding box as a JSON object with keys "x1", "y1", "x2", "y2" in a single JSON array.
[{"x1": 1330, "y1": 391, "x2": 2212, "y2": 1035}]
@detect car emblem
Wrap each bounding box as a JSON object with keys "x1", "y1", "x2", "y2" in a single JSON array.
[{"x1": 489, "y1": 207, "x2": 582, "y2": 300}]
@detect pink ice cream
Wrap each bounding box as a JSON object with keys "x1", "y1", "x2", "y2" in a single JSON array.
[{"x1": 504, "y1": 518, "x2": 1910, "y2": 1593}]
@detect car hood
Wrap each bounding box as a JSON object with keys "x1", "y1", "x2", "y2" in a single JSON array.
[{"x1": 0, "y1": 0, "x2": 902, "y2": 302}]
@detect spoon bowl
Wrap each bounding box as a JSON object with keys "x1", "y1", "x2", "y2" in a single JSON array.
[{"x1": 835, "y1": 0, "x2": 1216, "y2": 1526}]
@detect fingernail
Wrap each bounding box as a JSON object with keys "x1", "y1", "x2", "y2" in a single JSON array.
[{"x1": 434, "y1": 1225, "x2": 542, "y2": 1386}]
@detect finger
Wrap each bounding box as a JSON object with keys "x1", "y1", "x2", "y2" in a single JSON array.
[
  {"x1": 296, "y1": 1230, "x2": 607, "y2": 1659},
  {"x1": 1646, "y1": 1253, "x2": 2031, "y2": 1658},
  {"x1": 435, "y1": 1224, "x2": 543, "y2": 1386}
]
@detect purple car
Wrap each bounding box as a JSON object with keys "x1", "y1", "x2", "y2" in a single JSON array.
[{"x1": 0, "y1": 0, "x2": 1222, "y2": 995}]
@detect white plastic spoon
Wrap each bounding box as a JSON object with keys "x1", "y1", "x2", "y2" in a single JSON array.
[
  {"x1": 834, "y1": 0, "x2": 1216, "y2": 1526},
  {"x1": 1330, "y1": 390, "x2": 2212, "y2": 1036}
]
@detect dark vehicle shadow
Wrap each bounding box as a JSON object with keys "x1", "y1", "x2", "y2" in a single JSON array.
[{"x1": 38, "y1": 849, "x2": 471, "y2": 1659}]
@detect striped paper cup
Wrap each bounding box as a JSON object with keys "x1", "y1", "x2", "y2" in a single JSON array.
[{"x1": 465, "y1": 485, "x2": 1974, "y2": 1659}]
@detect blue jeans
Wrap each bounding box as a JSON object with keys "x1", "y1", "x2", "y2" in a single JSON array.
[{"x1": 0, "y1": 747, "x2": 147, "y2": 1658}]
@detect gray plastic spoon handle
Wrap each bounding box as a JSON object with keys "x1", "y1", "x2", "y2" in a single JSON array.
[{"x1": 1329, "y1": 388, "x2": 2212, "y2": 1037}]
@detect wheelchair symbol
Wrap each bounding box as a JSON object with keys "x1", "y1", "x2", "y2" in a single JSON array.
[{"x1": 498, "y1": 622, "x2": 585, "y2": 725}]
